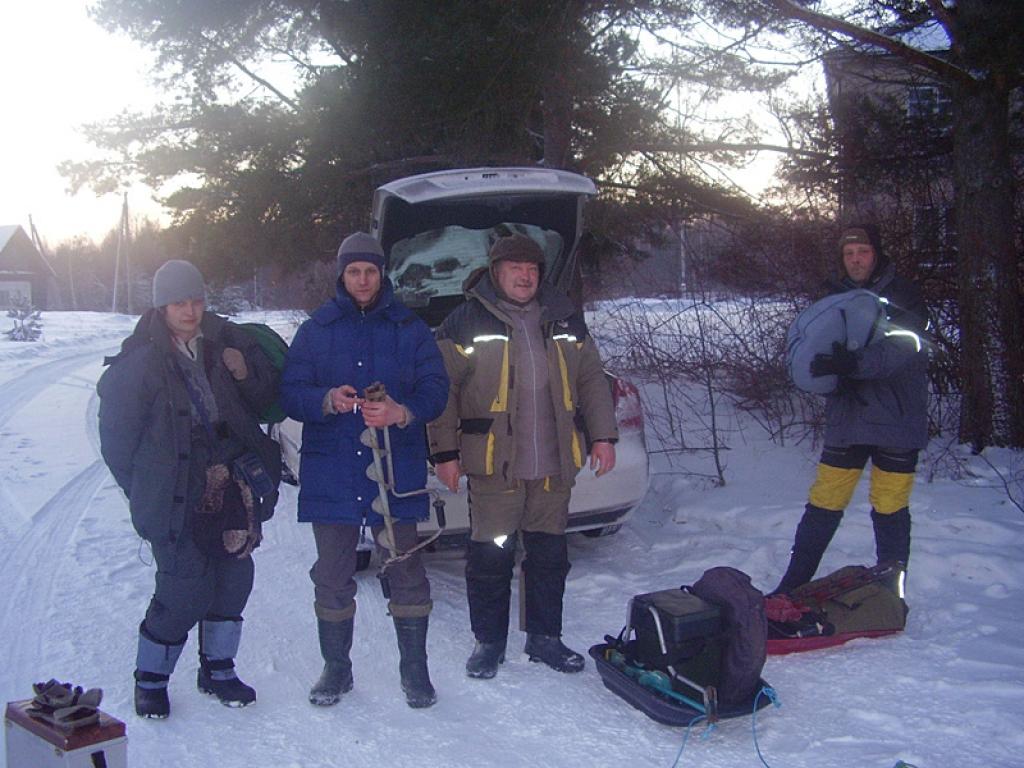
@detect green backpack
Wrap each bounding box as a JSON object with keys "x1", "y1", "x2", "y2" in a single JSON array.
[{"x1": 235, "y1": 322, "x2": 289, "y2": 424}]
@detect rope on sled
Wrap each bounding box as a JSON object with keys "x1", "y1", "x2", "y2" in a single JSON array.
[
  {"x1": 668, "y1": 714, "x2": 712, "y2": 768},
  {"x1": 752, "y1": 686, "x2": 781, "y2": 768}
]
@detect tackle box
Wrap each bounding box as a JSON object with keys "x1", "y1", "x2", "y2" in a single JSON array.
[{"x1": 629, "y1": 588, "x2": 722, "y2": 692}]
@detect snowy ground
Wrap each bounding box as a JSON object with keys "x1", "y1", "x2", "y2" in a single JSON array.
[{"x1": 1, "y1": 310, "x2": 1022, "y2": 768}]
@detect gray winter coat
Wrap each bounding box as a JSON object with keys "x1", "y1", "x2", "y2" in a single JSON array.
[
  {"x1": 823, "y1": 261, "x2": 930, "y2": 451},
  {"x1": 97, "y1": 310, "x2": 282, "y2": 544}
]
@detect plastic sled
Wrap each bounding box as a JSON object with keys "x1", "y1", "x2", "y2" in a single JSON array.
[
  {"x1": 589, "y1": 643, "x2": 772, "y2": 727},
  {"x1": 767, "y1": 628, "x2": 901, "y2": 655}
]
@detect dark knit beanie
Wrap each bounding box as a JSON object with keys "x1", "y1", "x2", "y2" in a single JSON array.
[
  {"x1": 839, "y1": 227, "x2": 872, "y2": 249},
  {"x1": 488, "y1": 233, "x2": 545, "y2": 266},
  {"x1": 152, "y1": 259, "x2": 205, "y2": 307},
  {"x1": 337, "y1": 232, "x2": 385, "y2": 273}
]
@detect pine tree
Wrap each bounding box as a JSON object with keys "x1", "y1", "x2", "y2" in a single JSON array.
[{"x1": 5, "y1": 298, "x2": 43, "y2": 342}]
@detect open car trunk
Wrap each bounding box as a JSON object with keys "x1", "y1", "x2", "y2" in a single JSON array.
[{"x1": 372, "y1": 167, "x2": 596, "y2": 326}]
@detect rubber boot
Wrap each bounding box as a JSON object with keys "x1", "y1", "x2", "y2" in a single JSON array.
[
  {"x1": 466, "y1": 639, "x2": 507, "y2": 679},
  {"x1": 309, "y1": 617, "x2": 354, "y2": 706},
  {"x1": 772, "y1": 504, "x2": 843, "y2": 595},
  {"x1": 197, "y1": 618, "x2": 256, "y2": 708},
  {"x1": 521, "y1": 531, "x2": 570, "y2": 638},
  {"x1": 872, "y1": 507, "x2": 911, "y2": 596},
  {"x1": 524, "y1": 634, "x2": 585, "y2": 673},
  {"x1": 872, "y1": 507, "x2": 911, "y2": 568},
  {"x1": 134, "y1": 623, "x2": 185, "y2": 719},
  {"x1": 465, "y1": 539, "x2": 515, "y2": 679},
  {"x1": 393, "y1": 615, "x2": 436, "y2": 709}
]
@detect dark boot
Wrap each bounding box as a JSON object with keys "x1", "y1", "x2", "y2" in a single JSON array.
[
  {"x1": 393, "y1": 615, "x2": 436, "y2": 709},
  {"x1": 524, "y1": 634, "x2": 585, "y2": 673},
  {"x1": 872, "y1": 507, "x2": 911, "y2": 568},
  {"x1": 197, "y1": 618, "x2": 256, "y2": 708},
  {"x1": 772, "y1": 505, "x2": 843, "y2": 595},
  {"x1": 872, "y1": 507, "x2": 911, "y2": 596},
  {"x1": 521, "y1": 531, "x2": 570, "y2": 638},
  {"x1": 466, "y1": 639, "x2": 507, "y2": 679},
  {"x1": 465, "y1": 539, "x2": 514, "y2": 678},
  {"x1": 309, "y1": 617, "x2": 354, "y2": 706},
  {"x1": 134, "y1": 623, "x2": 185, "y2": 719}
]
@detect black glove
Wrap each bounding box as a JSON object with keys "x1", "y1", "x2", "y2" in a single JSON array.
[{"x1": 810, "y1": 341, "x2": 858, "y2": 378}]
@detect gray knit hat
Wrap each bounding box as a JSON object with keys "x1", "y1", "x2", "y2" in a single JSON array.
[
  {"x1": 488, "y1": 233, "x2": 544, "y2": 266},
  {"x1": 152, "y1": 260, "x2": 205, "y2": 307},
  {"x1": 337, "y1": 232, "x2": 385, "y2": 273}
]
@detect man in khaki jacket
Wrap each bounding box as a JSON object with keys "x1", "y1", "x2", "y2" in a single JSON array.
[{"x1": 429, "y1": 233, "x2": 618, "y2": 679}]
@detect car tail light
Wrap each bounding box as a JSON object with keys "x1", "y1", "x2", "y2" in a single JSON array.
[{"x1": 611, "y1": 377, "x2": 644, "y2": 433}]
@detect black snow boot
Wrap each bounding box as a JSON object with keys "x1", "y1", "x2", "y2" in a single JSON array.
[
  {"x1": 772, "y1": 504, "x2": 843, "y2": 595},
  {"x1": 393, "y1": 615, "x2": 436, "y2": 709},
  {"x1": 872, "y1": 507, "x2": 911, "y2": 568},
  {"x1": 466, "y1": 639, "x2": 507, "y2": 679},
  {"x1": 521, "y1": 531, "x2": 571, "y2": 638},
  {"x1": 134, "y1": 623, "x2": 185, "y2": 719},
  {"x1": 197, "y1": 619, "x2": 256, "y2": 708},
  {"x1": 524, "y1": 634, "x2": 585, "y2": 673},
  {"x1": 309, "y1": 617, "x2": 354, "y2": 706}
]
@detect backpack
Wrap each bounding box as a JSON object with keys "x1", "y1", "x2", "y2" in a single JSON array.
[
  {"x1": 689, "y1": 567, "x2": 767, "y2": 707},
  {"x1": 791, "y1": 564, "x2": 907, "y2": 635},
  {"x1": 235, "y1": 322, "x2": 289, "y2": 424}
]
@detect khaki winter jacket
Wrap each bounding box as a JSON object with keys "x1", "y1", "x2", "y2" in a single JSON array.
[{"x1": 428, "y1": 269, "x2": 617, "y2": 487}]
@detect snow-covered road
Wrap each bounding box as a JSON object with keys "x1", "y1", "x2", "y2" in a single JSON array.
[{"x1": 1, "y1": 311, "x2": 1022, "y2": 768}]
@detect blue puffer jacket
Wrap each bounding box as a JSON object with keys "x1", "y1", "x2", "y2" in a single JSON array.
[
  {"x1": 280, "y1": 279, "x2": 449, "y2": 524},
  {"x1": 823, "y1": 261, "x2": 931, "y2": 451}
]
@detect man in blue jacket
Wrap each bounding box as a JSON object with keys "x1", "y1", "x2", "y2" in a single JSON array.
[
  {"x1": 280, "y1": 232, "x2": 449, "y2": 709},
  {"x1": 774, "y1": 225, "x2": 930, "y2": 596}
]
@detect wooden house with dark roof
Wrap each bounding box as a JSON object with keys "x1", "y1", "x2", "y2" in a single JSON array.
[{"x1": 0, "y1": 224, "x2": 59, "y2": 309}]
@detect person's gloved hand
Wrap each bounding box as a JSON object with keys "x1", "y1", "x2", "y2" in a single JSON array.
[
  {"x1": 810, "y1": 341, "x2": 858, "y2": 378},
  {"x1": 222, "y1": 347, "x2": 249, "y2": 380}
]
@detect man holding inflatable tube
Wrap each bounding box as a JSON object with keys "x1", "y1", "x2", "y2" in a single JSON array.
[{"x1": 773, "y1": 225, "x2": 930, "y2": 596}]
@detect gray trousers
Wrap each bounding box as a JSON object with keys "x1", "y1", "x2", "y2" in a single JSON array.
[
  {"x1": 144, "y1": 534, "x2": 254, "y2": 644},
  {"x1": 310, "y1": 522, "x2": 431, "y2": 620}
]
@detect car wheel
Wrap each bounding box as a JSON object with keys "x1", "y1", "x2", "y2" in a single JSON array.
[{"x1": 581, "y1": 524, "x2": 622, "y2": 538}]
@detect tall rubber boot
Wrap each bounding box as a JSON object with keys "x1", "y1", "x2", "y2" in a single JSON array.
[
  {"x1": 393, "y1": 615, "x2": 436, "y2": 708},
  {"x1": 197, "y1": 618, "x2": 256, "y2": 707},
  {"x1": 772, "y1": 505, "x2": 843, "y2": 595},
  {"x1": 465, "y1": 539, "x2": 514, "y2": 678},
  {"x1": 309, "y1": 617, "x2": 354, "y2": 706},
  {"x1": 871, "y1": 507, "x2": 911, "y2": 568},
  {"x1": 134, "y1": 622, "x2": 185, "y2": 719},
  {"x1": 520, "y1": 531, "x2": 583, "y2": 673}
]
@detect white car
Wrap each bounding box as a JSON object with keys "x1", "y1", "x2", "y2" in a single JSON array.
[{"x1": 277, "y1": 167, "x2": 649, "y2": 559}]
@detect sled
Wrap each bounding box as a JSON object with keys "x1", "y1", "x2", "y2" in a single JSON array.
[
  {"x1": 766, "y1": 564, "x2": 907, "y2": 655},
  {"x1": 589, "y1": 643, "x2": 772, "y2": 726}
]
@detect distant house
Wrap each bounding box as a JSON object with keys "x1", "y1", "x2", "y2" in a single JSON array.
[{"x1": 0, "y1": 225, "x2": 59, "y2": 309}]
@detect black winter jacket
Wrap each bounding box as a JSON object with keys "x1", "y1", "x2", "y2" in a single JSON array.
[{"x1": 97, "y1": 310, "x2": 282, "y2": 544}]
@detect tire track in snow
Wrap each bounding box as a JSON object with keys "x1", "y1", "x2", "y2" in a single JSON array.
[
  {"x1": 0, "y1": 347, "x2": 115, "y2": 693},
  {"x1": 0, "y1": 348, "x2": 110, "y2": 430}
]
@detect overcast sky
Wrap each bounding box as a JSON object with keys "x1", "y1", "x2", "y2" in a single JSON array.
[{"x1": 0, "y1": 1, "x2": 166, "y2": 247}]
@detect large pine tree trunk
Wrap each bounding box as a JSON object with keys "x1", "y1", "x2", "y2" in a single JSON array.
[{"x1": 952, "y1": 80, "x2": 1024, "y2": 449}]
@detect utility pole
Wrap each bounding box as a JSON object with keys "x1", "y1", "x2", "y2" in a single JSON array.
[
  {"x1": 112, "y1": 193, "x2": 129, "y2": 313},
  {"x1": 28, "y1": 216, "x2": 72, "y2": 310}
]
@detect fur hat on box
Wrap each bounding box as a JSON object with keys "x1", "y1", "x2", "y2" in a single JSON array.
[
  {"x1": 337, "y1": 232, "x2": 385, "y2": 274},
  {"x1": 152, "y1": 260, "x2": 206, "y2": 307}
]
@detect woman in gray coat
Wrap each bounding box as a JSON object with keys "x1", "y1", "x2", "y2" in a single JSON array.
[{"x1": 98, "y1": 260, "x2": 281, "y2": 718}]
